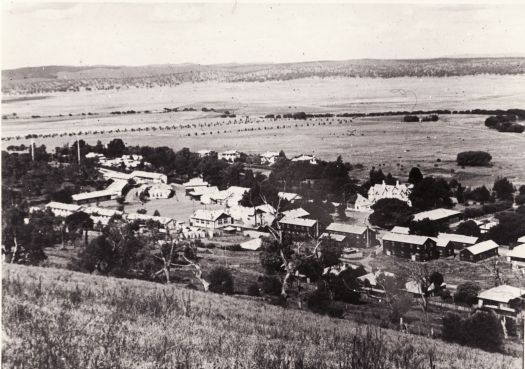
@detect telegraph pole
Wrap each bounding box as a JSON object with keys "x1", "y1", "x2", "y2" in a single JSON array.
[
  {"x1": 31, "y1": 139, "x2": 35, "y2": 161},
  {"x1": 77, "y1": 140, "x2": 81, "y2": 164}
]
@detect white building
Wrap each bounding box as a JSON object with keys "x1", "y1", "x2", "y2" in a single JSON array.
[
  {"x1": 130, "y1": 170, "x2": 167, "y2": 184},
  {"x1": 197, "y1": 149, "x2": 212, "y2": 157},
  {"x1": 391, "y1": 226, "x2": 410, "y2": 235},
  {"x1": 126, "y1": 213, "x2": 177, "y2": 230},
  {"x1": 183, "y1": 177, "x2": 209, "y2": 193},
  {"x1": 508, "y1": 244, "x2": 525, "y2": 268},
  {"x1": 261, "y1": 151, "x2": 280, "y2": 165},
  {"x1": 413, "y1": 208, "x2": 461, "y2": 223},
  {"x1": 478, "y1": 285, "x2": 525, "y2": 315},
  {"x1": 353, "y1": 193, "x2": 373, "y2": 212},
  {"x1": 218, "y1": 150, "x2": 240, "y2": 162},
  {"x1": 291, "y1": 154, "x2": 317, "y2": 165},
  {"x1": 149, "y1": 184, "x2": 173, "y2": 199},
  {"x1": 278, "y1": 192, "x2": 302, "y2": 203},
  {"x1": 368, "y1": 180, "x2": 413, "y2": 207},
  {"x1": 82, "y1": 206, "x2": 123, "y2": 226},
  {"x1": 189, "y1": 209, "x2": 233, "y2": 229},
  {"x1": 45, "y1": 202, "x2": 82, "y2": 217}
]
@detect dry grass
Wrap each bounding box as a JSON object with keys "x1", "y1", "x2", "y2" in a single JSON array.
[{"x1": 2, "y1": 263, "x2": 521, "y2": 369}]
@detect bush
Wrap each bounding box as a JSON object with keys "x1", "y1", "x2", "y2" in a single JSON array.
[
  {"x1": 439, "y1": 288, "x2": 452, "y2": 301},
  {"x1": 403, "y1": 115, "x2": 419, "y2": 122},
  {"x1": 260, "y1": 275, "x2": 282, "y2": 296},
  {"x1": 454, "y1": 282, "x2": 481, "y2": 305},
  {"x1": 456, "y1": 151, "x2": 492, "y2": 167},
  {"x1": 307, "y1": 283, "x2": 344, "y2": 318},
  {"x1": 246, "y1": 282, "x2": 261, "y2": 297},
  {"x1": 442, "y1": 311, "x2": 504, "y2": 352},
  {"x1": 208, "y1": 267, "x2": 234, "y2": 295}
]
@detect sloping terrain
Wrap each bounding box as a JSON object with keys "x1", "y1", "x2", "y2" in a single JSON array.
[{"x1": 2, "y1": 263, "x2": 520, "y2": 369}]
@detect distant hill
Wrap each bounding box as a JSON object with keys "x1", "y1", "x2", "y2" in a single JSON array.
[
  {"x1": 3, "y1": 57, "x2": 525, "y2": 94},
  {"x1": 3, "y1": 263, "x2": 519, "y2": 369}
]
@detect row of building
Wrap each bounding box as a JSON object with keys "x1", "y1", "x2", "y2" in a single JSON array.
[
  {"x1": 86, "y1": 153, "x2": 150, "y2": 170},
  {"x1": 197, "y1": 149, "x2": 318, "y2": 165}
]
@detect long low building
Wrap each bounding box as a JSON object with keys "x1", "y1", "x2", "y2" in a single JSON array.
[
  {"x1": 45, "y1": 202, "x2": 83, "y2": 217},
  {"x1": 507, "y1": 244, "x2": 525, "y2": 268},
  {"x1": 382, "y1": 232, "x2": 438, "y2": 261},
  {"x1": 279, "y1": 216, "x2": 318, "y2": 239},
  {"x1": 325, "y1": 222, "x2": 378, "y2": 248},
  {"x1": 413, "y1": 208, "x2": 462, "y2": 224},
  {"x1": 189, "y1": 209, "x2": 234, "y2": 230},
  {"x1": 459, "y1": 240, "x2": 499, "y2": 262},
  {"x1": 478, "y1": 285, "x2": 525, "y2": 316},
  {"x1": 436, "y1": 232, "x2": 478, "y2": 251}
]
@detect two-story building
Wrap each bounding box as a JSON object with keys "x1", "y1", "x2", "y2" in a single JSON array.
[
  {"x1": 325, "y1": 222, "x2": 378, "y2": 248},
  {"x1": 218, "y1": 150, "x2": 240, "y2": 162},
  {"x1": 459, "y1": 240, "x2": 499, "y2": 262},
  {"x1": 279, "y1": 216, "x2": 318, "y2": 239},
  {"x1": 189, "y1": 209, "x2": 234, "y2": 230},
  {"x1": 382, "y1": 232, "x2": 438, "y2": 261},
  {"x1": 261, "y1": 151, "x2": 280, "y2": 166},
  {"x1": 436, "y1": 232, "x2": 478, "y2": 252}
]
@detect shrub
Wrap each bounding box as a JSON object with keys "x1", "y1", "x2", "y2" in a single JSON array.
[
  {"x1": 462, "y1": 311, "x2": 504, "y2": 352},
  {"x1": 260, "y1": 275, "x2": 282, "y2": 296},
  {"x1": 247, "y1": 282, "x2": 261, "y2": 297},
  {"x1": 208, "y1": 267, "x2": 234, "y2": 295},
  {"x1": 456, "y1": 151, "x2": 492, "y2": 166},
  {"x1": 439, "y1": 288, "x2": 452, "y2": 301},
  {"x1": 442, "y1": 312, "x2": 464, "y2": 342},
  {"x1": 454, "y1": 282, "x2": 481, "y2": 305}
]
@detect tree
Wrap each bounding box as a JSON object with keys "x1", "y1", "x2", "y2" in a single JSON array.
[
  {"x1": 462, "y1": 311, "x2": 504, "y2": 352},
  {"x1": 465, "y1": 185, "x2": 491, "y2": 203},
  {"x1": 408, "y1": 167, "x2": 423, "y2": 184},
  {"x1": 376, "y1": 272, "x2": 410, "y2": 322},
  {"x1": 65, "y1": 211, "x2": 94, "y2": 246},
  {"x1": 106, "y1": 138, "x2": 126, "y2": 158},
  {"x1": 408, "y1": 218, "x2": 446, "y2": 237},
  {"x1": 456, "y1": 151, "x2": 492, "y2": 167},
  {"x1": 493, "y1": 177, "x2": 514, "y2": 201},
  {"x1": 153, "y1": 209, "x2": 160, "y2": 216},
  {"x1": 455, "y1": 220, "x2": 481, "y2": 237},
  {"x1": 337, "y1": 203, "x2": 348, "y2": 220},
  {"x1": 369, "y1": 198, "x2": 413, "y2": 229},
  {"x1": 208, "y1": 267, "x2": 234, "y2": 295},
  {"x1": 410, "y1": 177, "x2": 453, "y2": 210},
  {"x1": 454, "y1": 282, "x2": 481, "y2": 305}
]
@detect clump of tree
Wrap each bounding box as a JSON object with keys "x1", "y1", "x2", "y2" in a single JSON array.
[
  {"x1": 408, "y1": 218, "x2": 447, "y2": 237},
  {"x1": 403, "y1": 115, "x2": 420, "y2": 122},
  {"x1": 409, "y1": 176, "x2": 453, "y2": 211},
  {"x1": 442, "y1": 311, "x2": 504, "y2": 352},
  {"x1": 456, "y1": 151, "x2": 492, "y2": 167},
  {"x1": 369, "y1": 198, "x2": 413, "y2": 229},
  {"x1": 453, "y1": 282, "x2": 481, "y2": 305},
  {"x1": 485, "y1": 115, "x2": 524, "y2": 133},
  {"x1": 208, "y1": 267, "x2": 234, "y2": 295},
  {"x1": 455, "y1": 220, "x2": 481, "y2": 237}
]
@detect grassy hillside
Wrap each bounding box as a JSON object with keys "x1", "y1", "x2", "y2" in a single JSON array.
[{"x1": 2, "y1": 264, "x2": 520, "y2": 369}]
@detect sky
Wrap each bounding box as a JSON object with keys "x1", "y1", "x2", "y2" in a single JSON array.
[{"x1": 2, "y1": 1, "x2": 525, "y2": 69}]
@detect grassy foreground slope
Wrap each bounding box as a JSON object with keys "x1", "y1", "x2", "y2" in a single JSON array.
[{"x1": 2, "y1": 264, "x2": 520, "y2": 369}]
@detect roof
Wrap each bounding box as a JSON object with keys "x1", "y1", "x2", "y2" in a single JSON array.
[
  {"x1": 220, "y1": 150, "x2": 239, "y2": 155},
  {"x1": 183, "y1": 177, "x2": 209, "y2": 187},
  {"x1": 430, "y1": 237, "x2": 451, "y2": 248},
  {"x1": 191, "y1": 209, "x2": 231, "y2": 221},
  {"x1": 99, "y1": 168, "x2": 132, "y2": 180},
  {"x1": 241, "y1": 238, "x2": 263, "y2": 250},
  {"x1": 255, "y1": 204, "x2": 276, "y2": 214},
  {"x1": 72, "y1": 190, "x2": 114, "y2": 201},
  {"x1": 326, "y1": 222, "x2": 367, "y2": 235},
  {"x1": 190, "y1": 186, "x2": 219, "y2": 196},
  {"x1": 358, "y1": 271, "x2": 395, "y2": 287},
  {"x1": 463, "y1": 240, "x2": 499, "y2": 255},
  {"x1": 382, "y1": 232, "x2": 431, "y2": 245},
  {"x1": 518, "y1": 236, "x2": 525, "y2": 243},
  {"x1": 261, "y1": 151, "x2": 279, "y2": 158},
  {"x1": 131, "y1": 170, "x2": 165, "y2": 179},
  {"x1": 127, "y1": 213, "x2": 173, "y2": 225},
  {"x1": 478, "y1": 285, "x2": 525, "y2": 303},
  {"x1": 45, "y1": 202, "x2": 82, "y2": 212},
  {"x1": 320, "y1": 233, "x2": 347, "y2": 242},
  {"x1": 413, "y1": 208, "x2": 461, "y2": 222},
  {"x1": 82, "y1": 206, "x2": 122, "y2": 217},
  {"x1": 282, "y1": 208, "x2": 310, "y2": 218},
  {"x1": 391, "y1": 226, "x2": 410, "y2": 234},
  {"x1": 510, "y1": 244, "x2": 525, "y2": 259},
  {"x1": 278, "y1": 192, "x2": 302, "y2": 201},
  {"x1": 279, "y1": 216, "x2": 317, "y2": 227},
  {"x1": 437, "y1": 232, "x2": 478, "y2": 245}
]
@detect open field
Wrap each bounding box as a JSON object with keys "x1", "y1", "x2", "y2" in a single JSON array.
[
  {"x1": 2, "y1": 263, "x2": 521, "y2": 369},
  {"x1": 3, "y1": 75, "x2": 525, "y2": 118},
  {"x1": 4, "y1": 113, "x2": 525, "y2": 187}
]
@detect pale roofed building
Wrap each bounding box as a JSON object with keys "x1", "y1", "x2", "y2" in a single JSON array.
[
  {"x1": 131, "y1": 170, "x2": 167, "y2": 184},
  {"x1": 191, "y1": 186, "x2": 220, "y2": 203},
  {"x1": 218, "y1": 150, "x2": 240, "y2": 162},
  {"x1": 72, "y1": 189, "x2": 116, "y2": 205},
  {"x1": 99, "y1": 168, "x2": 132, "y2": 181},
  {"x1": 508, "y1": 244, "x2": 525, "y2": 268},
  {"x1": 278, "y1": 192, "x2": 302, "y2": 203},
  {"x1": 353, "y1": 193, "x2": 373, "y2": 212},
  {"x1": 228, "y1": 205, "x2": 275, "y2": 228},
  {"x1": 183, "y1": 177, "x2": 209, "y2": 193},
  {"x1": 126, "y1": 213, "x2": 177, "y2": 230},
  {"x1": 518, "y1": 236, "x2": 525, "y2": 244},
  {"x1": 45, "y1": 202, "x2": 82, "y2": 217},
  {"x1": 368, "y1": 180, "x2": 412, "y2": 207},
  {"x1": 391, "y1": 226, "x2": 410, "y2": 235},
  {"x1": 190, "y1": 209, "x2": 233, "y2": 229},
  {"x1": 282, "y1": 208, "x2": 310, "y2": 219},
  {"x1": 197, "y1": 149, "x2": 212, "y2": 157},
  {"x1": 240, "y1": 238, "x2": 263, "y2": 251},
  {"x1": 82, "y1": 206, "x2": 123, "y2": 226},
  {"x1": 149, "y1": 184, "x2": 173, "y2": 199},
  {"x1": 478, "y1": 285, "x2": 525, "y2": 315},
  {"x1": 291, "y1": 154, "x2": 317, "y2": 165},
  {"x1": 261, "y1": 151, "x2": 280, "y2": 165},
  {"x1": 413, "y1": 208, "x2": 461, "y2": 224}
]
